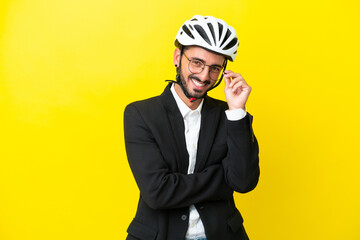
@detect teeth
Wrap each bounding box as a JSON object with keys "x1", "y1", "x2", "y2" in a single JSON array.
[{"x1": 192, "y1": 79, "x2": 205, "y2": 87}]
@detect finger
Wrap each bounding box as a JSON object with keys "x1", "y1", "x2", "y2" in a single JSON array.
[
  {"x1": 225, "y1": 73, "x2": 240, "y2": 82},
  {"x1": 223, "y1": 72, "x2": 232, "y2": 89},
  {"x1": 224, "y1": 71, "x2": 242, "y2": 79},
  {"x1": 231, "y1": 80, "x2": 248, "y2": 93},
  {"x1": 223, "y1": 70, "x2": 233, "y2": 75},
  {"x1": 229, "y1": 77, "x2": 245, "y2": 88},
  {"x1": 224, "y1": 75, "x2": 231, "y2": 89},
  {"x1": 228, "y1": 74, "x2": 244, "y2": 87},
  {"x1": 230, "y1": 82, "x2": 244, "y2": 93}
]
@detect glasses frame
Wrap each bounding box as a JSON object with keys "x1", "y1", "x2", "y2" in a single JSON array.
[{"x1": 182, "y1": 53, "x2": 225, "y2": 81}]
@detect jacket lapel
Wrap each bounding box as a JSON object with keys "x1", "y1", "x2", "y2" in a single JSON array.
[
  {"x1": 195, "y1": 96, "x2": 222, "y2": 172},
  {"x1": 159, "y1": 83, "x2": 189, "y2": 174}
]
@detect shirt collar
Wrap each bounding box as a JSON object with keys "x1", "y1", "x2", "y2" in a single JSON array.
[{"x1": 170, "y1": 84, "x2": 204, "y2": 118}]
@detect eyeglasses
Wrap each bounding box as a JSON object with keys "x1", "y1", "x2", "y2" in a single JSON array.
[{"x1": 183, "y1": 53, "x2": 224, "y2": 80}]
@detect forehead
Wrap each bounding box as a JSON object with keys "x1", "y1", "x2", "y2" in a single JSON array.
[{"x1": 183, "y1": 46, "x2": 226, "y2": 64}]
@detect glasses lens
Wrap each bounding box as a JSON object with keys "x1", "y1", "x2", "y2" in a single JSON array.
[
  {"x1": 209, "y1": 66, "x2": 222, "y2": 80},
  {"x1": 189, "y1": 60, "x2": 204, "y2": 74},
  {"x1": 209, "y1": 67, "x2": 225, "y2": 87}
]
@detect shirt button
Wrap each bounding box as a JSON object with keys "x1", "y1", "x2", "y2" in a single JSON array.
[{"x1": 181, "y1": 215, "x2": 187, "y2": 221}]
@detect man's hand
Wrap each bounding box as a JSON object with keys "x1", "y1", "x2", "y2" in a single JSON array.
[{"x1": 224, "y1": 70, "x2": 252, "y2": 111}]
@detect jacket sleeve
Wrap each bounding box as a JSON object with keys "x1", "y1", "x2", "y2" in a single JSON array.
[
  {"x1": 124, "y1": 104, "x2": 233, "y2": 210},
  {"x1": 222, "y1": 114, "x2": 260, "y2": 193}
]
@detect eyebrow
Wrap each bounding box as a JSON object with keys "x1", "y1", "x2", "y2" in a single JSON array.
[{"x1": 191, "y1": 57, "x2": 223, "y2": 68}]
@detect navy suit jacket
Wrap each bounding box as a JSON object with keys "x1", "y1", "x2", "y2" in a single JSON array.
[{"x1": 124, "y1": 83, "x2": 260, "y2": 240}]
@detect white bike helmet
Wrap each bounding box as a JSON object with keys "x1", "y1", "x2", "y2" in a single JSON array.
[{"x1": 175, "y1": 15, "x2": 239, "y2": 61}]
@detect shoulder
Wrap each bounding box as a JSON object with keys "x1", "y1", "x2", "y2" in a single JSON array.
[
  {"x1": 124, "y1": 95, "x2": 163, "y2": 118},
  {"x1": 125, "y1": 83, "x2": 173, "y2": 114},
  {"x1": 126, "y1": 95, "x2": 160, "y2": 109}
]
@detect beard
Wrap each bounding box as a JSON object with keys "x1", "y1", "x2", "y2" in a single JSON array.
[{"x1": 176, "y1": 70, "x2": 211, "y2": 100}]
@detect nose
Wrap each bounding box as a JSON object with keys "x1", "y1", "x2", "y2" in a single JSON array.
[{"x1": 197, "y1": 65, "x2": 211, "y2": 81}]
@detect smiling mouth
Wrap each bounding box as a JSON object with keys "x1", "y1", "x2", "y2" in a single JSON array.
[{"x1": 191, "y1": 78, "x2": 207, "y2": 88}]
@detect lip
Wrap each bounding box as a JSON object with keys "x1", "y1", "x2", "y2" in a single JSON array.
[{"x1": 190, "y1": 78, "x2": 207, "y2": 90}]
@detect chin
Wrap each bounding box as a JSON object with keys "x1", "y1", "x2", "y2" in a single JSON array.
[{"x1": 190, "y1": 89, "x2": 207, "y2": 99}]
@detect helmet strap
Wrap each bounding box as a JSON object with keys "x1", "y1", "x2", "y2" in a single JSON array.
[{"x1": 209, "y1": 59, "x2": 227, "y2": 90}]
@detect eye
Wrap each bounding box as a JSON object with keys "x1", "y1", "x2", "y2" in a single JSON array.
[
  {"x1": 210, "y1": 66, "x2": 221, "y2": 73},
  {"x1": 191, "y1": 60, "x2": 203, "y2": 67}
]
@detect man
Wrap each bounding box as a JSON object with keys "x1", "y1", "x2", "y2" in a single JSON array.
[{"x1": 124, "y1": 15, "x2": 260, "y2": 240}]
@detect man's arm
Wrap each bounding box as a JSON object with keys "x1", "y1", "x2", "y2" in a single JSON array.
[
  {"x1": 124, "y1": 103, "x2": 233, "y2": 210},
  {"x1": 223, "y1": 114, "x2": 260, "y2": 193},
  {"x1": 222, "y1": 70, "x2": 260, "y2": 193}
]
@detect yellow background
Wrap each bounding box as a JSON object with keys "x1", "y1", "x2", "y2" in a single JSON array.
[{"x1": 1, "y1": 0, "x2": 359, "y2": 239}]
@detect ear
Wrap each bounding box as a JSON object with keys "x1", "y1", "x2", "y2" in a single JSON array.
[{"x1": 173, "y1": 48, "x2": 181, "y2": 67}]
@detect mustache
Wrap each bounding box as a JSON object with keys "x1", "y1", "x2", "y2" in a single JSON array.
[{"x1": 189, "y1": 75, "x2": 211, "y2": 85}]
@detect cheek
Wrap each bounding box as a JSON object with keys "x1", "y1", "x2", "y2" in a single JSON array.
[
  {"x1": 181, "y1": 66, "x2": 188, "y2": 76},
  {"x1": 181, "y1": 63, "x2": 193, "y2": 75},
  {"x1": 180, "y1": 67, "x2": 191, "y2": 80}
]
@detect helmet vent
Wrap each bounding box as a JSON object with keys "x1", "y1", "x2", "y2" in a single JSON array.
[
  {"x1": 220, "y1": 29, "x2": 232, "y2": 47},
  {"x1": 218, "y1": 22, "x2": 223, "y2": 41},
  {"x1": 182, "y1": 25, "x2": 195, "y2": 39},
  {"x1": 223, "y1": 38, "x2": 238, "y2": 50},
  {"x1": 194, "y1": 24, "x2": 212, "y2": 46},
  {"x1": 207, "y1": 23, "x2": 216, "y2": 43}
]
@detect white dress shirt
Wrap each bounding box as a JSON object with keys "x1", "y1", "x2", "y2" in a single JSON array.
[{"x1": 170, "y1": 84, "x2": 246, "y2": 238}]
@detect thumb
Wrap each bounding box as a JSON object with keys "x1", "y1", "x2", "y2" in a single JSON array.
[{"x1": 224, "y1": 74, "x2": 231, "y2": 89}]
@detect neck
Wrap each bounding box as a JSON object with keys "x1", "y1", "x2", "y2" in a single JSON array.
[{"x1": 174, "y1": 84, "x2": 201, "y2": 110}]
